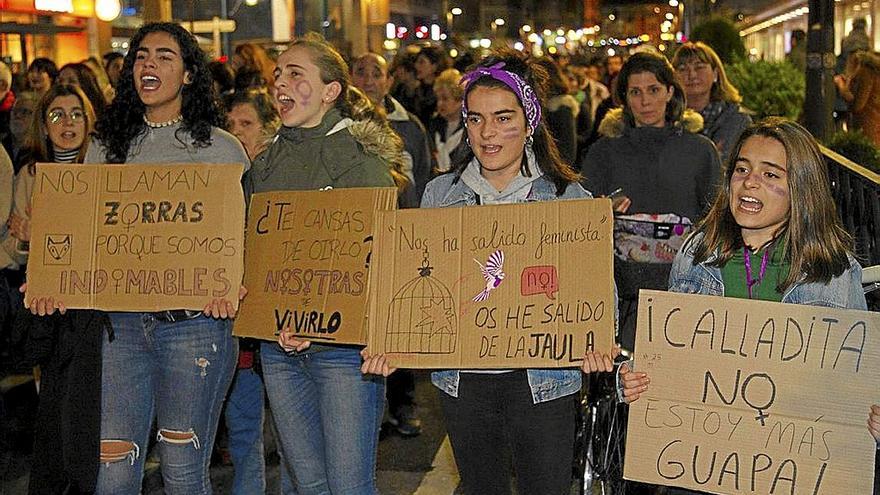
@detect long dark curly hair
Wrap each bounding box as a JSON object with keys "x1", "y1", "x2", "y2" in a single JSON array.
[{"x1": 94, "y1": 22, "x2": 224, "y2": 163}]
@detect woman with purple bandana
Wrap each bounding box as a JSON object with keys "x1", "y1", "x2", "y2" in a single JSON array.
[{"x1": 364, "y1": 49, "x2": 599, "y2": 495}]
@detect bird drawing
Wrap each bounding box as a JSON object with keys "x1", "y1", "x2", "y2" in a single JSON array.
[{"x1": 473, "y1": 249, "x2": 505, "y2": 302}]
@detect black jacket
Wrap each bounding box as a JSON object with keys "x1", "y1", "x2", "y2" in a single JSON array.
[{"x1": 23, "y1": 310, "x2": 111, "y2": 495}]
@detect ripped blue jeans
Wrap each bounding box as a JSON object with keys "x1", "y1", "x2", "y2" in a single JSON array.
[{"x1": 96, "y1": 313, "x2": 237, "y2": 495}]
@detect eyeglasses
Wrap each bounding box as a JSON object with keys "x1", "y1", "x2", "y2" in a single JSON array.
[{"x1": 47, "y1": 109, "x2": 86, "y2": 125}]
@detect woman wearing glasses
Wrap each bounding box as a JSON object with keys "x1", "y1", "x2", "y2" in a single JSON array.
[
  {"x1": 7, "y1": 83, "x2": 95, "y2": 256},
  {"x1": 7, "y1": 83, "x2": 106, "y2": 495}
]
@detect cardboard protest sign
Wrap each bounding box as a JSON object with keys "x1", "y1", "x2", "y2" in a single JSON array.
[
  {"x1": 26, "y1": 163, "x2": 246, "y2": 311},
  {"x1": 234, "y1": 188, "x2": 397, "y2": 344},
  {"x1": 366, "y1": 198, "x2": 615, "y2": 368},
  {"x1": 624, "y1": 290, "x2": 880, "y2": 495}
]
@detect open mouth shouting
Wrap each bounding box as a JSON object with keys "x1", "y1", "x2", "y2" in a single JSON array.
[
  {"x1": 276, "y1": 93, "x2": 295, "y2": 115},
  {"x1": 139, "y1": 74, "x2": 161, "y2": 91},
  {"x1": 737, "y1": 195, "x2": 763, "y2": 214},
  {"x1": 481, "y1": 144, "x2": 502, "y2": 155}
]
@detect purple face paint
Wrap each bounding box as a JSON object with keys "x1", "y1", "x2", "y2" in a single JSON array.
[
  {"x1": 498, "y1": 126, "x2": 525, "y2": 139},
  {"x1": 762, "y1": 178, "x2": 789, "y2": 197},
  {"x1": 294, "y1": 80, "x2": 313, "y2": 106}
]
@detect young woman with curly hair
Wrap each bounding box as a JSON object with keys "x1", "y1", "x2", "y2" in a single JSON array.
[{"x1": 24, "y1": 22, "x2": 250, "y2": 494}]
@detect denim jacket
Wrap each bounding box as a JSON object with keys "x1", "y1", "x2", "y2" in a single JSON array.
[
  {"x1": 422, "y1": 171, "x2": 594, "y2": 403},
  {"x1": 669, "y1": 232, "x2": 868, "y2": 310}
]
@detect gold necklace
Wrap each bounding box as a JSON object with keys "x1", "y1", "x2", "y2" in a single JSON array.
[{"x1": 143, "y1": 114, "x2": 183, "y2": 128}]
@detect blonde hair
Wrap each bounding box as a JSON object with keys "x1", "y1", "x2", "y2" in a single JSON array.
[
  {"x1": 433, "y1": 68, "x2": 464, "y2": 99},
  {"x1": 672, "y1": 42, "x2": 742, "y2": 105}
]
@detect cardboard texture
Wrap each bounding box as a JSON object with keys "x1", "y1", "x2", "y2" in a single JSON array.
[
  {"x1": 26, "y1": 163, "x2": 246, "y2": 311},
  {"x1": 624, "y1": 289, "x2": 880, "y2": 495},
  {"x1": 234, "y1": 187, "x2": 398, "y2": 343},
  {"x1": 366, "y1": 198, "x2": 615, "y2": 369}
]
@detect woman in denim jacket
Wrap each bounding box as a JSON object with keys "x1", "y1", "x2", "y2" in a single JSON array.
[
  {"x1": 618, "y1": 118, "x2": 877, "y2": 495},
  {"x1": 366, "y1": 49, "x2": 601, "y2": 495}
]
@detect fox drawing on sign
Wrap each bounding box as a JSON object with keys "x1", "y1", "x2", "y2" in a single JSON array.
[
  {"x1": 45, "y1": 235, "x2": 72, "y2": 265},
  {"x1": 473, "y1": 249, "x2": 505, "y2": 302}
]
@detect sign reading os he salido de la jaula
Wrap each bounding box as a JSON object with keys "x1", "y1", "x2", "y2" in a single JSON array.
[{"x1": 367, "y1": 198, "x2": 615, "y2": 369}]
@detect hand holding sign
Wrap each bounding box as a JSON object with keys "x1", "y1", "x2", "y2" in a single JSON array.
[
  {"x1": 618, "y1": 361, "x2": 649, "y2": 403},
  {"x1": 360, "y1": 348, "x2": 398, "y2": 376},
  {"x1": 202, "y1": 285, "x2": 249, "y2": 319},
  {"x1": 278, "y1": 328, "x2": 312, "y2": 353},
  {"x1": 869, "y1": 405, "x2": 880, "y2": 442}
]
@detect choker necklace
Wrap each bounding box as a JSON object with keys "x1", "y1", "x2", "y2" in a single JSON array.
[{"x1": 143, "y1": 114, "x2": 183, "y2": 128}]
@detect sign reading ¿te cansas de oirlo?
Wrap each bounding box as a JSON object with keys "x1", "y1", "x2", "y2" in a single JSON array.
[
  {"x1": 233, "y1": 188, "x2": 398, "y2": 344},
  {"x1": 366, "y1": 197, "x2": 615, "y2": 369},
  {"x1": 26, "y1": 163, "x2": 246, "y2": 311},
  {"x1": 624, "y1": 290, "x2": 880, "y2": 495}
]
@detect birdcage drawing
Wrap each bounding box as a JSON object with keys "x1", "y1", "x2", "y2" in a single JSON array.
[{"x1": 385, "y1": 247, "x2": 457, "y2": 354}]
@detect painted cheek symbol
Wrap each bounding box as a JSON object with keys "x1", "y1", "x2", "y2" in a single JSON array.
[
  {"x1": 498, "y1": 126, "x2": 524, "y2": 140},
  {"x1": 294, "y1": 80, "x2": 313, "y2": 106},
  {"x1": 731, "y1": 172, "x2": 788, "y2": 197}
]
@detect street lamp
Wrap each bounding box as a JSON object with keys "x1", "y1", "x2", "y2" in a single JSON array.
[
  {"x1": 447, "y1": 7, "x2": 462, "y2": 34},
  {"x1": 491, "y1": 18, "x2": 505, "y2": 37},
  {"x1": 95, "y1": 0, "x2": 121, "y2": 21}
]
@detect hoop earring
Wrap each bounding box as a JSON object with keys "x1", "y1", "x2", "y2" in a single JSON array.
[{"x1": 525, "y1": 134, "x2": 534, "y2": 148}]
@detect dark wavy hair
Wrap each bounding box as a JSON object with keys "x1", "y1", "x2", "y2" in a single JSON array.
[
  {"x1": 417, "y1": 46, "x2": 449, "y2": 72},
  {"x1": 531, "y1": 57, "x2": 570, "y2": 98},
  {"x1": 447, "y1": 48, "x2": 580, "y2": 195},
  {"x1": 28, "y1": 58, "x2": 59, "y2": 80},
  {"x1": 58, "y1": 63, "x2": 108, "y2": 118},
  {"x1": 94, "y1": 22, "x2": 224, "y2": 163},
  {"x1": 615, "y1": 52, "x2": 686, "y2": 129}
]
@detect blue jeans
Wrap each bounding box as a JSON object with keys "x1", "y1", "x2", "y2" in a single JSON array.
[
  {"x1": 261, "y1": 344, "x2": 384, "y2": 495},
  {"x1": 97, "y1": 313, "x2": 237, "y2": 495},
  {"x1": 225, "y1": 366, "x2": 266, "y2": 495}
]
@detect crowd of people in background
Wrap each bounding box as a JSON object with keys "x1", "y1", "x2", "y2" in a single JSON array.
[{"x1": 0, "y1": 18, "x2": 876, "y2": 495}]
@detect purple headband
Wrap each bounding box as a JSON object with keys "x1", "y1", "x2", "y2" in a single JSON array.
[{"x1": 460, "y1": 62, "x2": 542, "y2": 134}]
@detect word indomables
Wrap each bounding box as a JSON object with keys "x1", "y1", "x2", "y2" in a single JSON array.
[{"x1": 57, "y1": 268, "x2": 232, "y2": 297}]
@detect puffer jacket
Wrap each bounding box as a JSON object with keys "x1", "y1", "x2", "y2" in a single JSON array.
[
  {"x1": 245, "y1": 107, "x2": 398, "y2": 196},
  {"x1": 581, "y1": 108, "x2": 721, "y2": 348},
  {"x1": 585, "y1": 107, "x2": 720, "y2": 230}
]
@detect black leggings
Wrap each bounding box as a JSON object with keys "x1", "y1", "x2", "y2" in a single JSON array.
[{"x1": 439, "y1": 371, "x2": 577, "y2": 495}]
